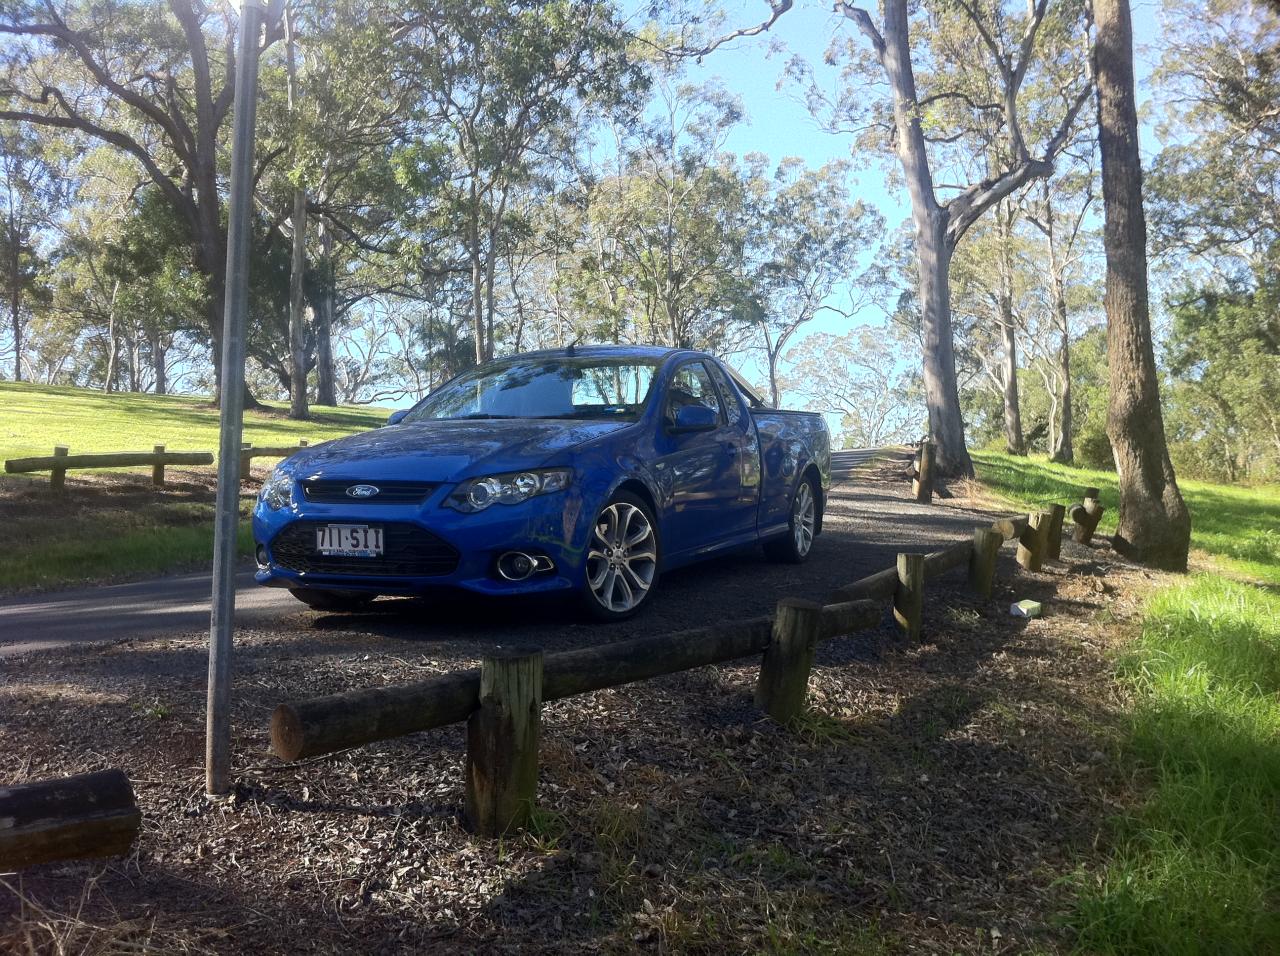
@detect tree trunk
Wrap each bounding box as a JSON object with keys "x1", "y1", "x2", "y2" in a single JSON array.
[
  {"x1": 285, "y1": 8, "x2": 309, "y2": 420},
  {"x1": 1000, "y1": 312, "x2": 1024, "y2": 455},
  {"x1": 998, "y1": 205, "x2": 1025, "y2": 455},
  {"x1": 1095, "y1": 0, "x2": 1190, "y2": 570},
  {"x1": 1051, "y1": 299, "x2": 1074, "y2": 462},
  {"x1": 315, "y1": 218, "x2": 336, "y2": 406},
  {"x1": 288, "y1": 188, "x2": 308, "y2": 419},
  {"x1": 9, "y1": 226, "x2": 20, "y2": 383},
  {"x1": 880, "y1": 0, "x2": 973, "y2": 477},
  {"x1": 151, "y1": 327, "x2": 167, "y2": 396},
  {"x1": 917, "y1": 217, "x2": 972, "y2": 475}
]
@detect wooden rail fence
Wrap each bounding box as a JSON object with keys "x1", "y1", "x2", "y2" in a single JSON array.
[
  {"x1": 4, "y1": 440, "x2": 316, "y2": 490},
  {"x1": 270, "y1": 488, "x2": 1104, "y2": 838},
  {"x1": 5, "y1": 445, "x2": 216, "y2": 490}
]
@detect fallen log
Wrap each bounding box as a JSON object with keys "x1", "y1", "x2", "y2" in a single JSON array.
[{"x1": 0, "y1": 769, "x2": 141, "y2": 870}]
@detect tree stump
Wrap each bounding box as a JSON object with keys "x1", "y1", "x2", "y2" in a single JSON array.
[
  {"x1": 465, "y1": 647, "x2": 543, "y2": 837},
  {"x1": 894, "y1": 552, "x2": 925, "y2": 640},
  {"x1": 756, "y1": 598, "x2": 823, "y2": 725},
  {"x1": 968, "y1": 527, "x2": 1003, "y2": 599}
]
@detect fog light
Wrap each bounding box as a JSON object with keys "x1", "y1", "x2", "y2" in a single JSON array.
[
  {"x1": 496, "y1": 551, "x2": 554, "y2": 581},
  {"x1": 497, "y1": 551, "x2": 535, "y2": 581},
  {"x1": 255, "y1": 545, "x2": 269, "y2": 569}
]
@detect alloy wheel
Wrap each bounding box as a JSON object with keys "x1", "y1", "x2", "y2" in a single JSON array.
[{"x1": 586, "y1": 501, "x2": 658, "y2": 613}]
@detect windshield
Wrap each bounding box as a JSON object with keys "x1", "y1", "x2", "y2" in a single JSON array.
[{"x1": 405, "y1": 357, "x2": 660, "y2": 423}]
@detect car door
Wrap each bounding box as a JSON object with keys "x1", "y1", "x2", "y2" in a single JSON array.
[{"x1": 656, "y1": 360, "x2": 753, "y2": 557}]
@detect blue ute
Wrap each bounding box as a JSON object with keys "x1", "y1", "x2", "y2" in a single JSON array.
[{"x1": 252, "y1": 346, "x2": 830, "y2": 619}]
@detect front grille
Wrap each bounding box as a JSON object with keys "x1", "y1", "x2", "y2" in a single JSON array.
[
  {"x1": 270, "y1": 521, "x2": 459, "y2": 577},
  {"x1": 301, "y1": 479, "x2": 438, "y2": 505}
]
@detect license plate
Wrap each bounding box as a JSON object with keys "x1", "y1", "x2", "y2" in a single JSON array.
[{"x1": 316, "y1": 524, "x2": 383, "y2": 557}]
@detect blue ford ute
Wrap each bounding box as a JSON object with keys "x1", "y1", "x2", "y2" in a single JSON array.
[{"x1": 252, "y1": 346, "x2": 830, "y2": 620}]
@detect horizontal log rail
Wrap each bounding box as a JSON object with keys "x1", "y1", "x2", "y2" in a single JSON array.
[
  {"x1": 5, "y1": 445, "x2": 215, "y2": 490},
  {"x1": 271, "y1": 599, "x2": 881, "y2": 762},
  {"x1": 0, "y1": 769, "x2": 141, "y2": 870},
  {"x1": 4, "y1": 449, "x2": 215, "y2": 473},
  {"x1": 239, "y1": 440, "x2": 310, "y2": 474}
]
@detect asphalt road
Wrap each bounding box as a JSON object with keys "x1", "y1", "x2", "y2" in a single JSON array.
[{"x1": 0, "y1": 446, "x2": 912, "y2": 658}]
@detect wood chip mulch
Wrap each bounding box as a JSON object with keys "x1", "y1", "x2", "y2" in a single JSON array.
[{"x1": 0, "y1": 478, "x2": 1169, "y2": 954}]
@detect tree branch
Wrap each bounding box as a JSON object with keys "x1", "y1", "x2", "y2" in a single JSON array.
[{"x1": 666, "y1": 0, "x2": 794, "y2": 60}]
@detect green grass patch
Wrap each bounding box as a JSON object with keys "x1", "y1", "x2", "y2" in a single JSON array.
[
  {"x1": 972, "y1": 452, "x2": 1280, "y2": 584},
  {"x1": 0, "y1": 381, "x2": 386, "y2": 464},
  {"x1": 0, "y1": 382, "x2": 384, "y2": 592},
  {"x1": 1068, "y1": 576, "x2": 1280, "y2": 954}
]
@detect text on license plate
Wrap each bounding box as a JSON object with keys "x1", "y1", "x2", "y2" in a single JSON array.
[{"x1": 316, "y1": 524, "x2": 383, "y2": 556}]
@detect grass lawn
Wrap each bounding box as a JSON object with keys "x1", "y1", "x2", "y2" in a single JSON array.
[
  {"x1": 0, "y1": 382, "x2": 386, "y2": 593},
  {"x1": 972, "y1": 451, "x2": 1280, "y2": 585},
  {"x1": 1070, "y1": 575, "x2": 1280, "y2": 954},
  {"x1": 970, "y1": 452, "x2": 1280, "y2": 953},
  {"x1": 1, "y1": 380, "x2": 386, "y2": 463}
]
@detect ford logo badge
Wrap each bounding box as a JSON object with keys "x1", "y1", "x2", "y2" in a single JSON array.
[{"x1": 346, "y1": 484, "x2": 380, "y2": 499}]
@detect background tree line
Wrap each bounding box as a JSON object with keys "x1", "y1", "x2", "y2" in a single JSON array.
[{"x1": 0, "y1": 0, "x2": 1275, "y2": 494}]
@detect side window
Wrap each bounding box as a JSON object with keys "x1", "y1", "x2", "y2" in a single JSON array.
[
  {"x1": 706, "y1": 362, "x2": 746, "y2": 428},
  {"x1": 667, "y1": 362, "x2": 724, "y2": 425}
]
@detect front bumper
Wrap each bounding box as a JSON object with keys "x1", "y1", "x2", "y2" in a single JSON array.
[{"x1": 252, "y1": 481, "x2": 592, "y2": 597}]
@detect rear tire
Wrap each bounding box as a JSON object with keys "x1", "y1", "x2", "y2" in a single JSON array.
[
  {"x1": 764, "y1": 476, "x2": 818, "y2": 564},
  {"x1": 289, "y1": 588, "x2": 376, "y2": 612},
  {"x1": 580, "y1": 490, "x2": 661, "y2": 622}
]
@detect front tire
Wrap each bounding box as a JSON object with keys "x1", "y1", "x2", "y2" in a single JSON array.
[
  {"x1": 581, "y1": 490, "x2": 660, "y2": 621},
  {"x1": 764, "y1": 476, "x2": 818, "y2": 564},
  {"x1": 289, "y1": 588, "x2": 375, "y2": 612}
]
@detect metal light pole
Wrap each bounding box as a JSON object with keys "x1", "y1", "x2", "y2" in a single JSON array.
[{"x1": 207, "y1": 0, "x2": 268, "y2": 796}]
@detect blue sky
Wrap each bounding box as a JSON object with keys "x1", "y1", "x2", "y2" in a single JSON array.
[{"x1": 655, "y1": 0, "x2": 1165, "y2": 412}]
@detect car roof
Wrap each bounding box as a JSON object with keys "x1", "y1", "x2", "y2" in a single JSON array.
[{"x1": 497, "y1": 344, "x2": 692, "y2": 362}]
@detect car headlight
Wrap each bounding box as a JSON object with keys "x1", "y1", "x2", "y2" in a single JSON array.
[
  {"x1": 258, "y1": 467, "x2": 294, "y2": 511},
  {"x1": 446, "y1": 469, "x2": 571, "y2": 513}
]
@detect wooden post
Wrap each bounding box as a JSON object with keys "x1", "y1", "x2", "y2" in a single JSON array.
[
  {"x1": 893, "y1": 552, "x2": 925, "y2": 640},
  {"x1": 0, "y1": 769, "x2": 141, "y2": 870},
  {"x1": 968, "y1": 527, "x2": 1002, "y2": 599},
  {"x1": 756, "y1": 598, "x2": 823, "y2": 725},
  {"x1": 239, "y1": 441, "x2": 252, "y2": 478},
  {"x1": 1017, "y1": 511, "x2": 1052, "y2": 572},
  {"x1": 1046, "y1": 503, "x2": 1067, "y2": 560},
  {"x1": 152, "y1": 444, "x2": 166, "y2": 487},
  {"x1": 912, "y1": 441, "x2": 935, "y2": 504},
  {"x1": 465, "y1": 647, "x2": 543, "y2": 837},
  {"x1": 50, "y1": 445, "x2": 69, "y2": 491},
  {"x1": 1071, "y1": 487, "x2": 1106, "y2": 544}
]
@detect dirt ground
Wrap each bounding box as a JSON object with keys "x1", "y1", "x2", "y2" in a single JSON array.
[{"x1": 0, "y1": 464, "x2": 1161, "y2": 954}]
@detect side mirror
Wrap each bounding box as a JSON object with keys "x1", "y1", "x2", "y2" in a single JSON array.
[
  {"x1": 668, "y1": 403, "x2": 718, "y2": 434},
  {"x1": 385, "y1": 409, "x2": 409, "y2": 427}
]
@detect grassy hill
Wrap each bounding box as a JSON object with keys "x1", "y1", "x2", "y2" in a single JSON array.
[
  {"x1": 0, "y1": 381, "x2": 387, "y2": 463},
  {"x1": 0, "y1": 382, "x2": 387, "y2": 592},
  {"x1": 973, "y1": 450, "x2": 1280, "y2": 585}
]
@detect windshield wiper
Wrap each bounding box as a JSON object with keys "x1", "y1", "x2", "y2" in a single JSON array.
[{"x1": 452, "y1": 413, "x2": 519, "y2": 420}]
